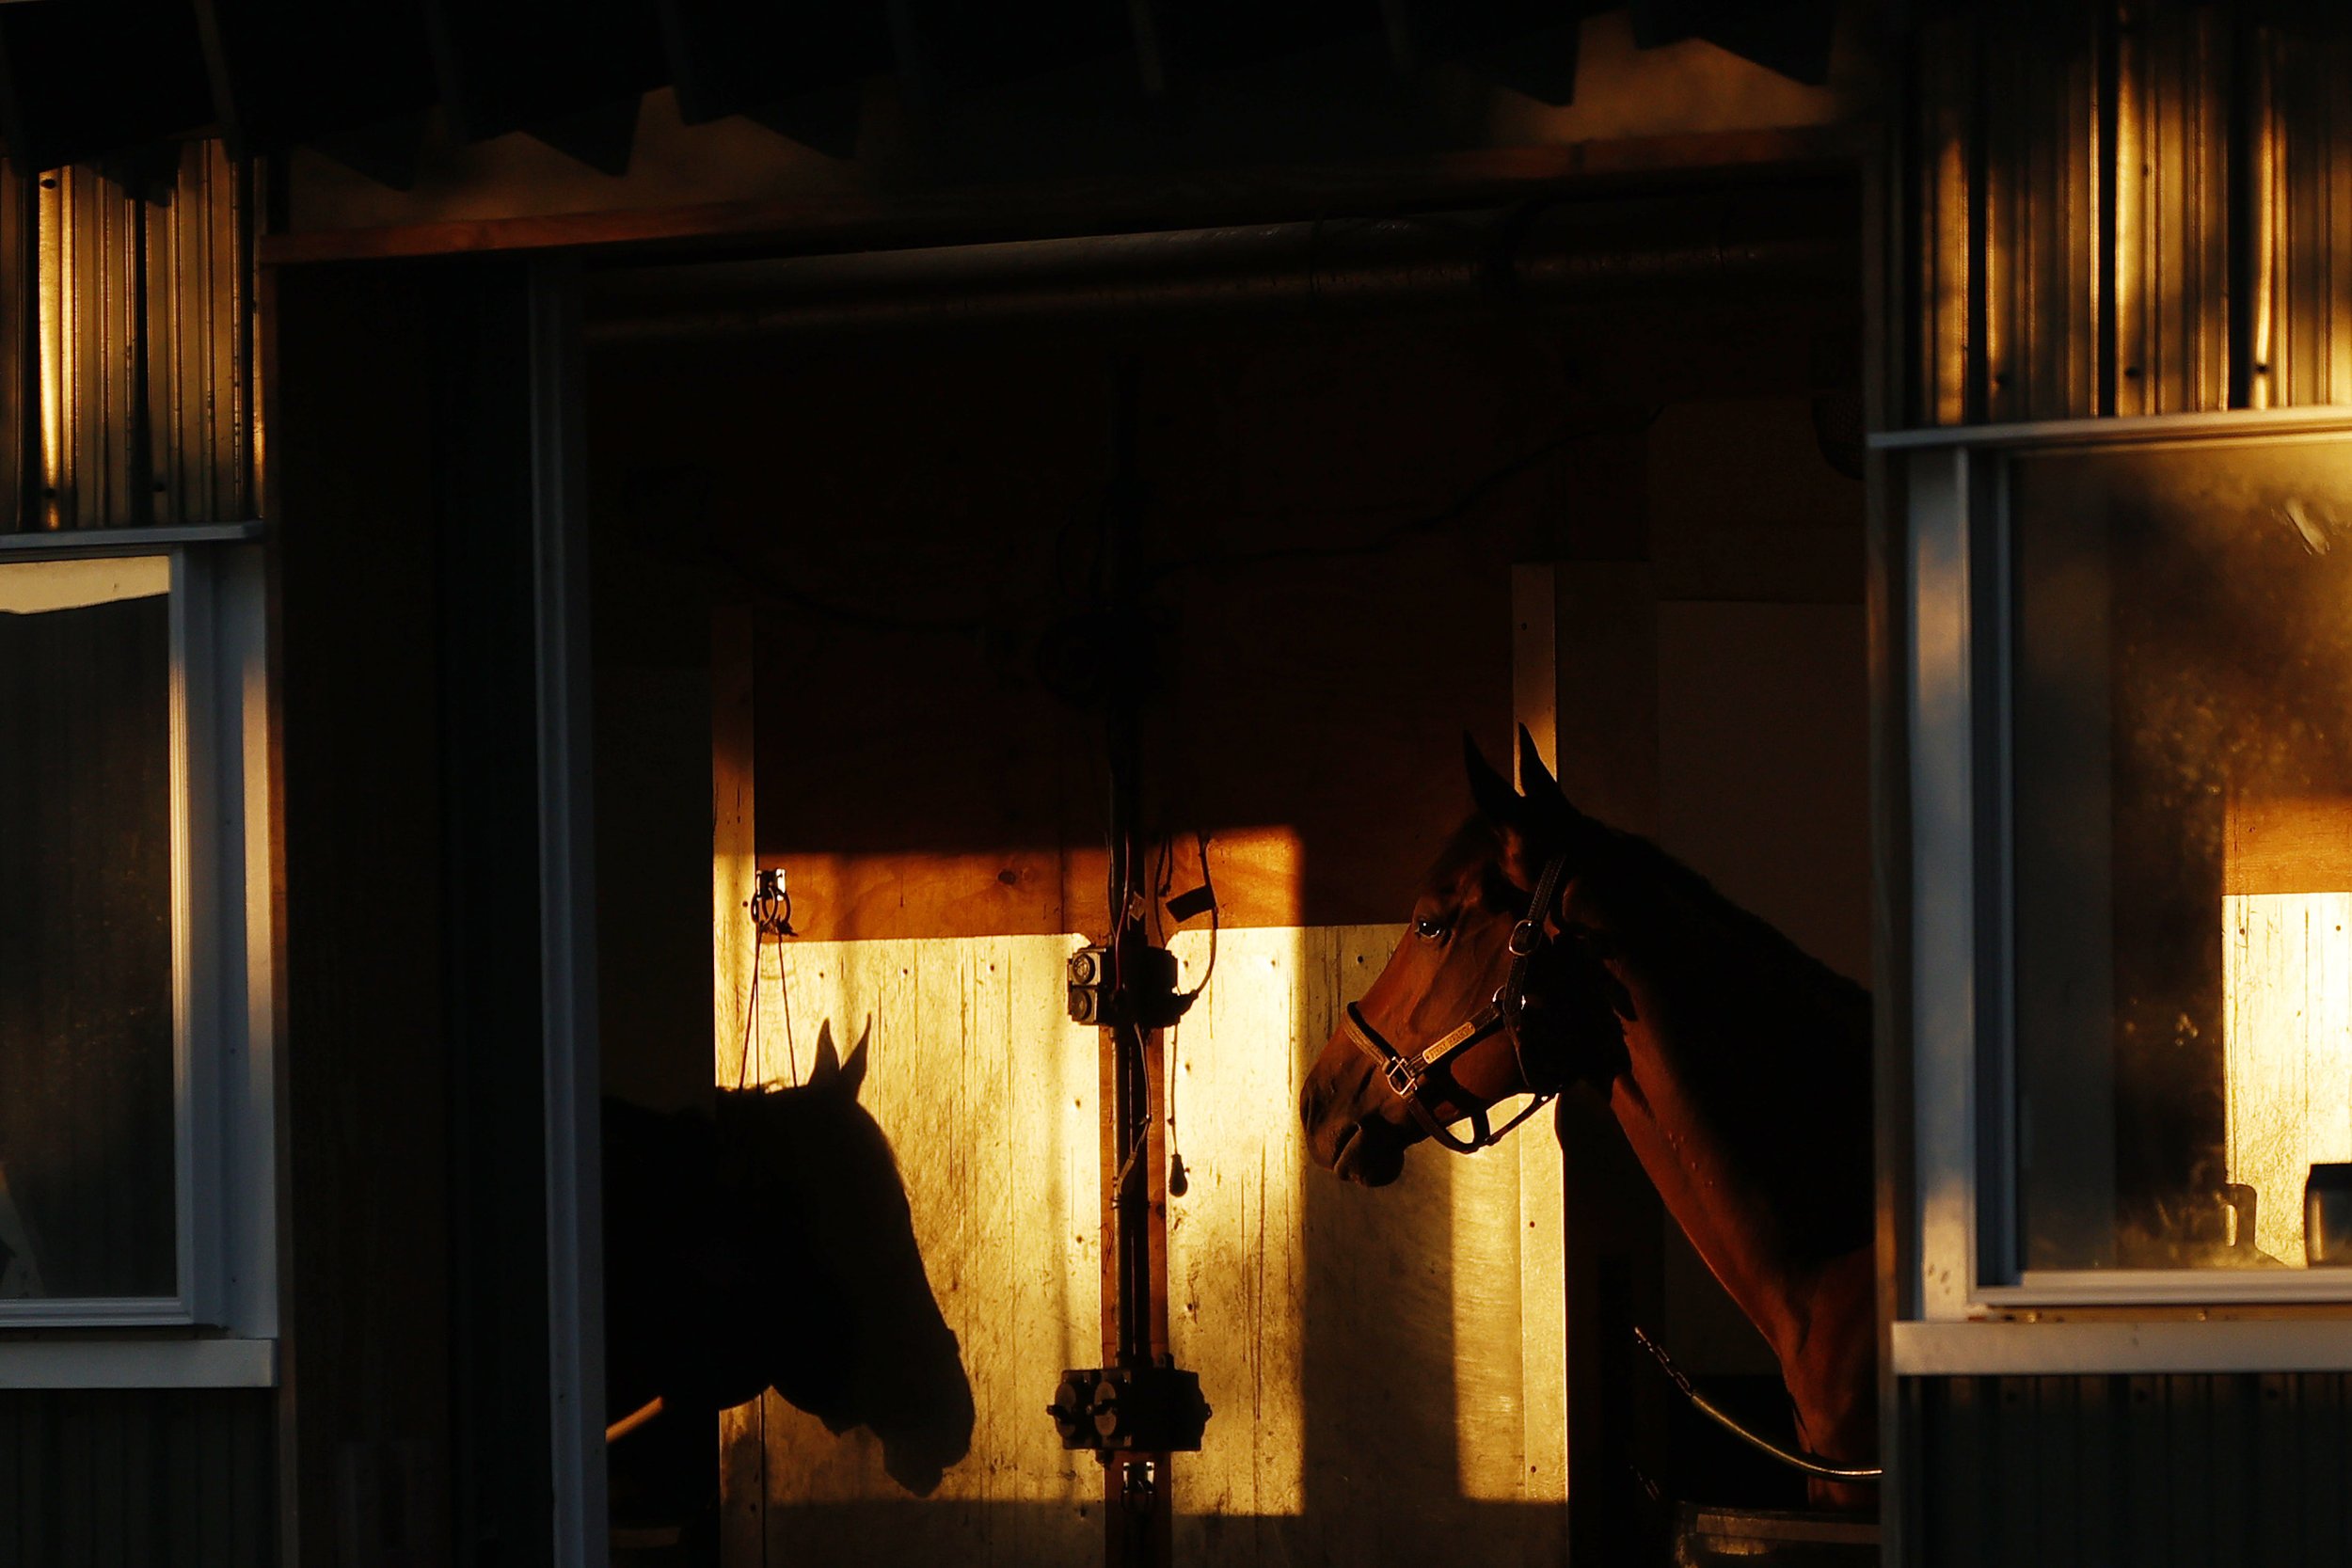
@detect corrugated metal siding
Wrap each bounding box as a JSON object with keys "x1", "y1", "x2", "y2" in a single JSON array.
[
  {"x1": 2247, "y1": 22, "x2": 2352, "y2": 410},
  {"x1": 7, "y1": 139, "x2": 251, "y2": 532},
  {"x1": 1914, "y1": 1372, "x2": 2352, "y2": 1566},
  {"x1": 1899, "y1": 4, "x2": 2352, "y2": 423},
  {"x1": 1897, "y1": 9, "x2": 2352, "y2": 1564},
  {"x1": 0, "y1": 1386, "x2": 274, "y2": 1568}
]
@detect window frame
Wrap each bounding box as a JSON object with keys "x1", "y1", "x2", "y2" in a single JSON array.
[
  {"x1": 1884, "y1": 409, "x2": 2352, "y2": 1341},
  {"x1": 0, "y1": 523, "x2": 276, "y2": 1374}
]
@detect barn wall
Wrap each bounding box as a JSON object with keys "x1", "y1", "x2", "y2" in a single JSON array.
[
  {"x1": 717, "y1": 927, "x2": 1570, "y2": 1567},
  {"x1": 583, "y1": 275, "x2": 1863, "y2": 1560},
  {"x1": 276, "y1": 257, "x2": 571, "y2": 1567},
  {"x1": 1912, "y1": 1372, "x2": 2352, "y2": 1567},
  {"x1": 0, "y1": 1387, "x2": 274, "y2": 1567}
]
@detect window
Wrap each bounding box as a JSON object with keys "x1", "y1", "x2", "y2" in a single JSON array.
[
  {"x1": 1896, "y1": 411, "x2": 2352, "y2": 1327},
  {"x1": 0, "y1": 531, "x2": 274, "y2": 1356}
]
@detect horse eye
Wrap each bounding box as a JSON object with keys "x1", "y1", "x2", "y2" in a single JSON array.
[{"x1": 1414, "y1": 914, "x2": 1451, "y2": 941}]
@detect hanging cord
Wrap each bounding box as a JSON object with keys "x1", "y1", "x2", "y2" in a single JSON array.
[
  {"x1": 739, "y1": 869, "x2": 801, "y2": 1090},
  {"x1": 1632, "y1": 1327, "x2": 1883, "y2": 1483},
  {"x1": 1162, "y1": 832, "x2": 1219, "y2": 1198}
]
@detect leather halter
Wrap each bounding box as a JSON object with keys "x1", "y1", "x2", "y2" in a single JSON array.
[{"x1": 1341, "y1": 852, "x2": 1573, "y2": 1155}]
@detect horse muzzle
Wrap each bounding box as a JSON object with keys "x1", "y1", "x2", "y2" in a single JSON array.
[{"x1": 1329, "y1": 1117, "x2": 1407, "y2": 1187}]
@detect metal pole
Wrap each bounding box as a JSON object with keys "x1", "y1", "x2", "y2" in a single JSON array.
[
  {"x1": 1098, "y1": 353, "x2": 1173, "y2": 1568},
  {"x1": 583, "y1": 184, "x2": 1856, "y2": 345}
]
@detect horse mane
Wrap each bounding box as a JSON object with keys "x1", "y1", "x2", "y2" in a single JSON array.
[
  {"x1": 1576, "y1": 815, "x2": 1871, "y2": 1017},
  {"x1": 1438, "y1": 794, "x2": 1875, "y2": 1261}
]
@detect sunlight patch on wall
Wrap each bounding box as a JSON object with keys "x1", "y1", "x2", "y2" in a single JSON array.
[
  {"x1": 1449, "y1": 1109, "x2": 1566, "y2": 1506},
  {"x1": 716, "y1": 917, "x2": 1568, "y2": 1561},
  {"x1": 1450, "y1": 1133, "x2": 1528, "y2": 1498},
  {"x1": 763, "y1": 828, "x2": 1306, "y2": 943},
  {"x1": 1165, "y1": 926, "x2": 1309, "y2": 1522},
  {"x1": 728, "y1": 933, "x2": 1100, "y2": 1554},
  {"x1": 2224, "y1": 892, "x2": 2352, "y2": 1264}
]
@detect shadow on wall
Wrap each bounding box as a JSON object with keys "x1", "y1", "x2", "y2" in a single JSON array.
[{"x1": 604, "y1": 1022, "x2": 976, "y2": 1497}]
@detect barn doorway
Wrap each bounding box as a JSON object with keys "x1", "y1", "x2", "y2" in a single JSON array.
[{"x1": 578, "y1": 176, "x2": 1869, "y2": 1565}]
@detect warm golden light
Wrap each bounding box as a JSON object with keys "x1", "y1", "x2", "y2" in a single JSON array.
[
  {"x1": 705, "y1": 813, "x2": 1570, "y2": 1566},
  {"x1": 730, "y1": 933, "x2": 1099, "y2": 1520},
  {"x1": 2224, "y1": 891, "x2": 2352, "y2": 1264},
  {"x1": 762, "y1": 828, "x2": 1307, "y2": 945},
  {"x1": 1165, "y1": 926, "x2": 1308, "y2": 1521},
  {"x1": 35, "y1": 171, "x2": 69, "y2": 531}
]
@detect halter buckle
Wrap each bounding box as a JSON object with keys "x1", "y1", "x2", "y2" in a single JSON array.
[
  {"x1": 1383, "y1": 1056, "x2": 1422, "y2": 1099},
  {"x1": 1508, "y1": 918, "x2": 1542, "y2": 957}
]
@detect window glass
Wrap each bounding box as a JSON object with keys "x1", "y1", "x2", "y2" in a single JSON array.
[
  {"x1": 0, "y1": 557, "x2": 175, "y2": 1299},
  {"x1": 2012, "y1": 438, "x2": 2352, "y2": 1271}
]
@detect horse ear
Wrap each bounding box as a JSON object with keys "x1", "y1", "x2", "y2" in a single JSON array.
[
  {"x1": 1464, "y1": 732, "x2": 1521, "y2": 825},
  {"x1": 809, "y1": 1021, "x2": 840, "y2": 1088},
  {"x1": 1516, "y1": 724, "x2": 1560, "y2": 802},
  {"x1": 840, "y1": 1020, "x2": 872, "y2": 1100}
]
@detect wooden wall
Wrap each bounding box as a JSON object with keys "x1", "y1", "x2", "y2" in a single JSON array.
[
  {"x1": 274, "y1": 259, "x2": 453, "y2": 1568},
  {"x1": 714, "y1": 927, "x2": 1570, "y2": 1567},
  {"x1": 1915, "y1": 1373, "x2": 2352, "y2": 1567},
  {"x1": 0, "y1": 1387, "x2": 274, "y2": 1567},
  {"x1": 275, "y1": 256, "x2": 567, "y2": 1567}
]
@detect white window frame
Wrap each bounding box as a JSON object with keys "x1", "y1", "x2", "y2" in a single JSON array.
[
  {"x1": 1880, "y1": 408, "x2": 2352, "y2": 1375},
  {"x1": 0, "y1": 522, "x2": 276, "y2": 1387}
]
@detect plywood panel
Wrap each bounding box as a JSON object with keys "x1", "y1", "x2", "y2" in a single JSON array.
[
  {"x1": 2224, "y1": 892, "x2": 2352, "y2": 1263},
  {"x1": 1166, "y1": 926, "x2": 1309, "y2": 1545},
  {"x1": 731, "y1": 926, "x2": 1569, "y2": 1566},
  {"x1": 730, "y1": 934, "x2": 1098, "y2": 1567}
]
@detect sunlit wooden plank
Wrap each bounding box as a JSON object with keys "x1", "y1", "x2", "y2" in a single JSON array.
[
  {"x1": 2226, "y1": 796, "x2": 2352, "y2": 895},
  {"x1": 1168, "y1": 926, "x2": 1309, "y2": 1553},
  {"x1": 1452, "y1": 1121, "x2": 1529, "y2": 1499},
  {"x1": 2224, "y1": 892, "x2": 2352, "y2": 1264}
]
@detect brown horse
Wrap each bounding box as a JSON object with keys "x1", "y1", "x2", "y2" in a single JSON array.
[{"x1": 1297, "y1": 728, "x2": 1876, "y2": 1504}]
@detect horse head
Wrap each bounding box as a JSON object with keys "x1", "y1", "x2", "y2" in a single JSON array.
[
  {"x1": 1297, "y1": 725, "x2": 1882, "y2": 1504},
  {"x1": 1299, "y1": 725, "x2": 1629, "y2": 1186},
  {"x1": 714, "y1": 1021, "x2": 976, "y2": 1497},
  {"x1": 604, "y1": 1021, "x2": 975, "y2": 1499}
]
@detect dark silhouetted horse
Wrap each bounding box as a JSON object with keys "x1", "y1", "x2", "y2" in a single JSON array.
[
  {"x1": 1298, "y1": 729, "x2": 1876, "y2": 1505},
  {"x1": 603, "y1": 1021, "x2": 974, "y2": 1511}
]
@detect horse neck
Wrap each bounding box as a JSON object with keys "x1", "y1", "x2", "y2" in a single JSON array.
[{"x1": 1566, "y1": 832, "x2": 1873, "y2": 1366}]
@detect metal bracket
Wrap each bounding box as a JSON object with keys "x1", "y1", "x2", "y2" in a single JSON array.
[
  {"x1": 1047, "y1": 1364, "x2": 1210, "y2": 1453},
  {"x1": 748, "y1": 867, "x2": 794, "y2": 938}
]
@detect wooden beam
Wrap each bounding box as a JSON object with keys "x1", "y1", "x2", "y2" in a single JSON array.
[
  {"x1": 711, "y1": 604, "x2": 755, "y2": 1091},
  {"x1": 258, "y1": 125, "x2": 1869, "y2": 265},
  {"x1": 1519, "y1": 560, "x2": 1669, "y2": 1559},
  {"x1": 708, "y1": 600, "x2": 763, "y2": 1556}
]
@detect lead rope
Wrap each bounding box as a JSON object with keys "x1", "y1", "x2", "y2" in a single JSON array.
[
  {"x1": 1632, "y1": 1327, "x2": 1883, "y2": 1482},
  {"x1": 739, "y1": 869, "x2": 801, "y2": 1090}
]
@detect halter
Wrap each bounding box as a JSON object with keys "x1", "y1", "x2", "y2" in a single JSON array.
[{"x1": 1340, "y1": 852, "x2": 1574, "y2": 1155}]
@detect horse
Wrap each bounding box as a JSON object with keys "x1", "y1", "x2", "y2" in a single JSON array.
[
  {"x1": 603, "y1": 1020, "x2": 976, "y2": 1524},
  {"x1": 1297, "y1": 727, "x2": 1876, "y2": 1508}
]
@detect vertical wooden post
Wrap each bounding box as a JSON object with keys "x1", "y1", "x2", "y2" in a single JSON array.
[
  {"x1": 710, "y1": 602, "x2": 764, "y2": 1563},
  {"x1": 1098, "y1": 1006, "x2": 1176, "y2": 1568},
  {"x1": 1510, "y1": 568, "x2": 1570, "y2": 1546},
  {"x1": 1518, "y1": 561, "x2": 1666, "y2": 1561},
  {"x1": 1098, "y1": 353, "x2": 1175, "y2": 1568}
]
